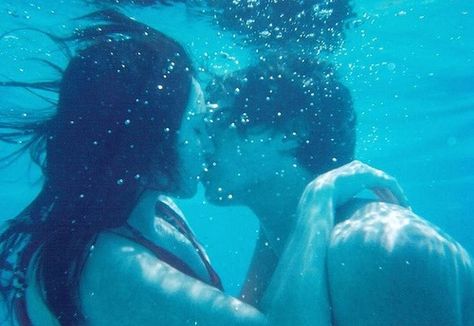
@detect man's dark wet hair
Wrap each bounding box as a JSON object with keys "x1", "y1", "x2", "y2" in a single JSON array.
[
  {"x1": 88, "y1": 0, "x2": 354, "y2": 51},
  {"x1": 0, "y1": 10, "x2": 193, "y2": 325},
  {"x1": 207, "y1": 56, "x2": 356, "y2": 175}
]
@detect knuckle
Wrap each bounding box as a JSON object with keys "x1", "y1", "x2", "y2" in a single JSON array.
[
  {"x1": 352, "y1": 160, "x2": 370, "y2": 172},
  {"x1": 349, "y1": 160, "x2": 360, "y2": 168},
  {"x1": 354, "y1": 160, "x2": 365, "y2": 167}
]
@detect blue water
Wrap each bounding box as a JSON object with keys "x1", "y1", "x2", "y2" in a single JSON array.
[{"x1": 0, "y1": 0, "x2": 473, "y2": 302}]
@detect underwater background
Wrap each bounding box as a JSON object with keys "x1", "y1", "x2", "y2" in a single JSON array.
[{"x1": 0, "y1": 0, "x2": 472, "y2": 303}]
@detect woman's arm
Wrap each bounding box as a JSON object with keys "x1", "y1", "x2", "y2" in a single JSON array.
[
  {"x1": 81, "y1": 213, "x2": 331, "y2": 326},
  {"x1": 259, "y1": 187, "x2": 334, "y2": 326},
  {"x1": 81, "y1": 207, "x2": 329, "y2": 326}
]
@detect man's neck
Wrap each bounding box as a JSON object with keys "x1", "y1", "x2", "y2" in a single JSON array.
[{"x1": 244, "y1": 168, "x2": 312, "y2": 256}]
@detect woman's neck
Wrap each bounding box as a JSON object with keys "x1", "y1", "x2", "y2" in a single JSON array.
[{"x1": 126, "y1": 189, "x2": 161, "y2": 232}]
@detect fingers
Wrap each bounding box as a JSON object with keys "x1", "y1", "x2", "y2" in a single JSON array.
[
  {"x1": 363, "y1": 165, "x2": 409, "y2": 208},
  {"x1": 308, "y1": 160, "x2": 410, "y2": 209},
  {"x1": 350, "y1": 161, "x2": 410, "y2": 208},
  {"x1": 373, "y1": 187, "x2": 410, "y2": 209},
  {"x1": 372, "y1": 187, "x2": 395, "y2": 204}
]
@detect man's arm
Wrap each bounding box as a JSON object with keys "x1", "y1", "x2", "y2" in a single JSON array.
[{"x1": 328, "y1": 201, "x2": 474, "y2": 326}]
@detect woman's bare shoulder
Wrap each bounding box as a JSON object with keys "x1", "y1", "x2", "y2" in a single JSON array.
[
  {"x1": 79, "y1": 230, "x2": 266, "y2": 326},
  {"x1": 79, "y1": 231, "x2": 180, "y2": 325}
]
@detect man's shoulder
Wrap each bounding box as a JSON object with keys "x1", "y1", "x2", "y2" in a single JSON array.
[
  {"x1": 332, "y1": 199, "x2": 470, "y2": 264},
  {"x1": 327, "y1": 199, "x2": 474, "y2": 325}
]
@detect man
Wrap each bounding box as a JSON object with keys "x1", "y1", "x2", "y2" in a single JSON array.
[{"x1": 202, "y1": 56, "x2": 474, "y2": 325}]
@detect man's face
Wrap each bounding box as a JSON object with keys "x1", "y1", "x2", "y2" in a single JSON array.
[{"x1": 201, "y1": 109, "x2": 292, "y2": 206}]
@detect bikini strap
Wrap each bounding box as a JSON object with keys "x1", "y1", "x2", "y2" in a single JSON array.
[
  {"x1": 155, "y1": 197, "x2": 224, "y2": 291},
  {"x1": 116, "y1": 223, "x2": 204, "y2": 282}
]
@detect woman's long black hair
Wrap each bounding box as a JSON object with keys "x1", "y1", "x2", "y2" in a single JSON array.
[{"x1": 0, "y1": 9, "x2": 193, "y2": 325}]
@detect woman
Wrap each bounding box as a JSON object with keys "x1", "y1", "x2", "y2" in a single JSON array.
[{"x1": 0, "y1": 10, "x2": 407, "y2": 326}]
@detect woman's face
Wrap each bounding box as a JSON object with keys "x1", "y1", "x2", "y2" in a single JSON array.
[{"x1": 175, "y1": 78, "x2": 211, "y2": 198}]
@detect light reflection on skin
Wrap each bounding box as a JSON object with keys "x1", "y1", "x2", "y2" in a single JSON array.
[
  {"x1": 333, "y1": 201, "x2": 472, "y2": 265},
  {"x1": 120, "y1": 246, "x2": 135, "y2": 253},
  {"x1": 132, "y1": 250, "x2": 258, "y2": 320},
  {"x1": 321, "y1": 200, "x2": 474, "y2": 326}
]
